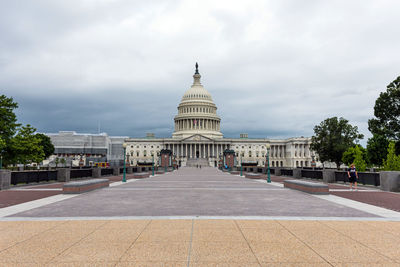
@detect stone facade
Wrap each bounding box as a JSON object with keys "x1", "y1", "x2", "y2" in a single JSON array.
[{"x1": 125, "y1": 65, "x2": 313, "y2": 168}]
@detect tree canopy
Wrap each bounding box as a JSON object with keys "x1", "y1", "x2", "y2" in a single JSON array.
[
  {"x1": 0, "y1": 95, "x2": 20, "y2": 141},
  {"x1": 0, "y1": 94, "x2": 53, "y2": 167},
  {"x1": 383, "y1": 141, "x2": 400, "y2": 171},
  {"x1": 10, "y1": 125, "x2": 45, "y2": 166},
  {"x1": 310, "y1": 117, "x2": 364, "y2": 169},
  {"x1": 35, "y1": 133, "x2": 55, "y2": 159},
  {"x1": 342, "y1": 145, "x2": 368, "y2": 167},
  {"x1": 368, "y1": 75, "x2": 400, "y2": 157}
]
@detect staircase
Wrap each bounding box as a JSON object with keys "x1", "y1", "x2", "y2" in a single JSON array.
[{"x1": 186, "y1": 158, "x2": 210, "y2": 167}]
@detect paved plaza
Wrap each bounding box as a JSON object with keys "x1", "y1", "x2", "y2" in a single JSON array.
[{"x1": 0, "y1": 167, "x2": 400, "y2": 266}]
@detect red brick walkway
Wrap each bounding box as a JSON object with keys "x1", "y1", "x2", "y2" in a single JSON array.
[
  {"x1": 0, "y1": 174, "x2": 143, "y2": 208},
  {"x1": 271, "y1": 175, "x2": 400, "y2": 212},
  {"x1": 331, "y1": 191, "x2": 400, "y2": 212},
  {"x1": 0, "y1": 191, "x2": 61, "y2": 208}
]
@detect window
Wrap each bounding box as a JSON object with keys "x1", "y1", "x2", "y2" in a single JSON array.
[
  {"x1": 144, "y1": 150, "x2": 147, "y2": 157},
  {"x1": 136, "y1": 146, "x2": 139, "y2": 148},
  {"x1": 136, "y1": 151, "x2": 139, "y2": 157}
]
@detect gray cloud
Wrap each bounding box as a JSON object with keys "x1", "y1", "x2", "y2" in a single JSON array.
[{"x1": 1, "y1": 0, "x2": 400, "y2": 146}]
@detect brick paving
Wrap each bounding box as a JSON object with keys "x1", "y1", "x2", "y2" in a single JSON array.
[
  {"x1": 331, "y1": 191, "x2": 400, "y2": 212},
  {"x1": 9, "y1": 168, "x2": 377, "y2": 217},
  {"x1": 1, "y1": 168, "x2": 400, "y2": 266},
  {"x1": 0, "y1": 191, "x2": 61, "y2": 208},
  {"x1": 0, "y1": 174, "x2": 141, "y2": 208}
]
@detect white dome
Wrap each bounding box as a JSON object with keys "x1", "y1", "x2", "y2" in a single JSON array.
[
  {"x1": 181, "y1": 73, "x2": 213, "y2": 103},
  {"x1": 172, "y1": 64, "x2": 223, "y2": 139}
]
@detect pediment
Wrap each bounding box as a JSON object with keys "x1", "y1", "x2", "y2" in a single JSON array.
[{"x1": 182, "y1": 134, "x2": 214, "y2": 142}]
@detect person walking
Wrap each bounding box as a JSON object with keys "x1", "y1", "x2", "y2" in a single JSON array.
[{"x1": 347, "y1": 163, "x2": 358, "y2": 191}]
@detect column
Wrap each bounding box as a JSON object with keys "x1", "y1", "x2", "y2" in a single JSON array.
[
  {"x1": 203, "y1": 144, "x2": 205, "y2": 158},
  {"x1": 207, "y1": 144, "x2": 210, "y2": 158},
  {"x1": 186, "y1": 144, "x2": 188, "y2": 158}
]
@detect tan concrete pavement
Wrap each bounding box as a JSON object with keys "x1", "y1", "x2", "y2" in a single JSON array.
[{"x1": 0, "y1": 219, "x2": 399, "y2": 266}]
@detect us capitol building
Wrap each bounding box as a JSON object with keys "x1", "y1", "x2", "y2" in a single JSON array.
[{"x1": 125, "y1": 64, "x2": 313, "y2": 168}]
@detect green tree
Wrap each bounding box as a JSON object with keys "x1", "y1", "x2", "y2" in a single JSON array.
[
  {"x1": 383, "y1": 142, "x2": 400, "y2": 171},
  {"x1": 353, "y1": 146, "x2": 367, "y2": 171},
  {"x1": 368, "y1": 75, "x2": 400, "y2": 156},
  {"x1": 35, "y1": 133, "x2": 54, "y2": 159},
  {"x1": 0, "y1": 95, "x2": 21, "y2": 166},
  {"x1": 310, "y1": 117, "x2": 364, "y2": 169},
  {"x1": 55, "y1": 157, "x2": 59, "y2": 168},
  {"x1": 342, "y1": 145, "x2": 367, "y2": 166},
  {"x1": 366, "y1": 134, "x2": 389, "y2": 167},
  {"x1": 0, "y1": 137, "x2": 5, "y2": 168},
  {"x1": 10, "y1": 125, "x2": 45, "y2": 166}
]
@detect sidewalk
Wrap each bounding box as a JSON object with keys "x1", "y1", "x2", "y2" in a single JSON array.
[
  {"x1": 0, "y1": 168, "x2": 400, "y2": 266},
  {"x1": 0, "y1": 174, "x2": 137, "y2": 208},
  {"x1": 0, "y1": 219, "x2": 399, "y2": 266},
  {"x1": 271, "y1": 175, "x2": 400, "y2": 212}
]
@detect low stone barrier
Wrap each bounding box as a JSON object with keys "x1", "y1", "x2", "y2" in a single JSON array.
[
  {"x1": 133, "y1": 172, "x2": 150, "y2": 179},
  {"x1": 63, "y1": 178, "x2": 109, "y2": 194},
  {"x1": 284, "y1": 180, "x2": 329, "y2": 195},
  {"x1": 245, "y1": 173, "x2": 265, "y2": 179},
  {"x1": 0, "y1": 170, "x2": 11, "y2": 190},
  {"x1": 230, "y1": 171, "x2": 240, "y2": 175},
  {"x1": 380, "y1": 171, "x2": 400, "y2": 192},
  {"x1": 156, "y1": 170, "x2": 165, "y2": 174}
]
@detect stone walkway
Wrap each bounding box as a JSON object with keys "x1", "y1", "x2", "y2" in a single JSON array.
[
  {"x1": 0, "y1": 167, "x2": 399, "y2": 266},
  {"x1": 0, "y1": 219, "x2": 399, "y2": 266}
]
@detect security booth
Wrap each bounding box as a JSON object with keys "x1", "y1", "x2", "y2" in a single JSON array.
[
  {"x1": 160, "y1": 149, "x2": 172, "y2": 169},
  {"x1": 223, "y1": 149, "x2": 236, "y2": 170}
]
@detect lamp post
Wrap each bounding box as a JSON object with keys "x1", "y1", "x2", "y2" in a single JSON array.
[
  {"x1": 240, "y1": 155, "x2": 243, "y2": 176},
  {"x1": 164, "y1": 154, "x2": 167, "y2": 172},
  {"x1": 152, "y1": 153, "x2": 155, "y2": 176},
  {"x1": 122, "y1": 143, "x2": 127, "y2": 182},
  {"x1": 266, "y1": 143, "x2": 271, "y2": 183}
]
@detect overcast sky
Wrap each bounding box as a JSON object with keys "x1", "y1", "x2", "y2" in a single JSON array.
[{"x1": 1, "y1": 0, "x2": 400, "y2": 145}]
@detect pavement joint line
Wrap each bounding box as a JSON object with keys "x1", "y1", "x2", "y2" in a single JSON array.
[
  {"x1": 329, "y1": 189, "x2": 380, "y2": 192},
  {"x1": 320, "y1": 220, "x2": 398, "y2": 263},
  {"x1": 314, "y1": 194, "x2": 400, "y2": 218},
  {"x1": 106, "y1": 188, "x2": 285, "y2": 191},
  {"x1": 0, "y1": 218, "x2": 69, "y2": 254},
  {"x1": 234, "y1": 220, "x2": 262, "y2": 266},
  {"x1": 116, "y1": 219, "x2": 152, "y2": 264},
  {"x1": 277, "y1": 220, "x2": 335, "y2": 266},
  {"x1": 186, "y1": 219, "x2": 194, "y2": 267},
  {"x1": 2, "y1": 216, "x2": 400, "y2": 221},
  {"x1": 46, "y1": 220, "x2": 109, "y2": 264}
]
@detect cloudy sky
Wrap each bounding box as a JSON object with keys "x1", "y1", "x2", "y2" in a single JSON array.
[{"x1": 1, "y1": 0, "x2": 399, "y2": 145}]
